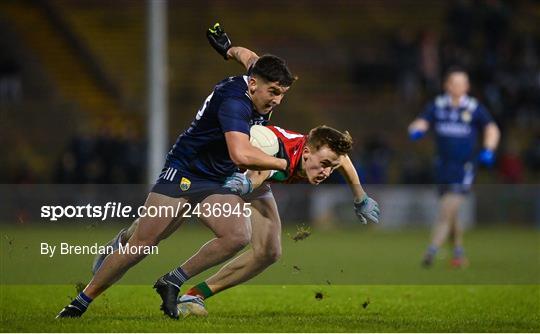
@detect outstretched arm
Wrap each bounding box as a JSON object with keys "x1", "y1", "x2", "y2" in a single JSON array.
[
  {"x1": 337, "y1": 155, "x2": 366, "y2": 202},
  {"x1": 478, "y1": 122, "x2": 500, "y2": 166},
  {"x1": 207, "y1": 23, "x2": 259, "y2": 70},
  {"x1": 408, "y1": 118, "x2": 430, "y2": 140},
  {"x1": 483, "y1": 122, "x2": 500, "y2": 151},
  {"x1": 227, "y1": 47, "x2": 259, "y2": 71},
  {"x1": 338, "y1": 155, "x2": 380, "y2": 224}
]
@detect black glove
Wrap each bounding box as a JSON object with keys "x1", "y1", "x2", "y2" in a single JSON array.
[{"x1": 206, "y1": 23, "x2": 232, "y2": 60}]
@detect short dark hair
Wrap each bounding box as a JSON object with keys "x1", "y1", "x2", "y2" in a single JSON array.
[
  {"x1": 444, "y1": 66, "x2": 468, "y2": 82},
  {"x1": 307, "y1": 126, "x2": 353, "y2": 156},
  {"x1": 250, "y1": 54, "x2": 297, "y2": 87}
]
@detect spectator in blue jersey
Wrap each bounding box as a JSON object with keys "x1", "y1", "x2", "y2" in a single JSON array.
[
  {"x1": 57, "y1": 24, "x2": 297, "y2": 319},
  {"x1": 408, "y1": 67, "x2": 500, "y2": 268}
]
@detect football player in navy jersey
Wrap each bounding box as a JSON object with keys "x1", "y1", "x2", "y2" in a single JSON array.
[
  {"x1": 57, "y1": 24, "x2": 297, "y2": 319},
  {"x1": 80, "y1": 24, "x2": 380, "y2": 319},
  {"x1": 174, "y1": 125, "x2": 380, "y2": 317},
  {"x1": 408, "y1": 67, "x2": 500, "y2": 268}
]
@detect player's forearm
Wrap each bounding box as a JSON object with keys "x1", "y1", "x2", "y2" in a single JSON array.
[
  {"x1": 226, "y1": 46, "x2": 259, "y2": 70},
  {"x1": 246, "y1": 170, "x2": 271, "y2": 189},
  {"x1": 408, "y1": 118, "x2": 430, "y2": 140},
  {"x1": 483, "y1": 122, "x2": 500, "y2": 151},
  {"x1": 338, "y1": 155, "x2": 366, "y2": 201},
  {"x1": 234, "y1": 146, "x2": 286, "y2": 171},
  {"x1": 408, "y1": 118, "x2": 429, "y2": 132}
]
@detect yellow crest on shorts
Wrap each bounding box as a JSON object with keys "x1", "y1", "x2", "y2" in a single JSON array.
[{"x1": 180, "y1": 177, "x2": 191, "y2": 191}]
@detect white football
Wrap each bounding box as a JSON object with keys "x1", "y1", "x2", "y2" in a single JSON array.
[{"x1": 250, "y1": 125, "x2": 279, "y2": 156}]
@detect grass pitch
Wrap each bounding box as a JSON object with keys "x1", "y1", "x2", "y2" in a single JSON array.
[
  {"x1": 1, "y1": 285, "x2": 539, "y2": 332},
  {"x1": 1, "y1": 225, "x2": 539, "y2": 332}
]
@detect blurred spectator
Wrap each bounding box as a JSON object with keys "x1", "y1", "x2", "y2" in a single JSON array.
[
  {"x1": 419, "y1": 30, "x2": 441, "y2": 95},
  {"x1": 497, "y1": 140, "x2": 524, "y2": 184},
  {"x1": 54, "y1": 127, "x2": 144, "y2": 184},
  {"x1": 54, "y1": 152, "x2": 78, "y2": 184},
  {"x1": 121, "y1": 127, "x2": 145, "y2": 184},
  {"x1": 13, "y1": 162, "x2": 37, "y2": 184},
  {"x1": 0, "y1": 58, "x2": 22, "y2": 103},
  {"x1": 446, "y1": 0, "x2": 474, "y2": 48},
  {"x1": 524, "y1": 134, "x2": 540, "y2": 177},
  {"x1": 362, "y1": 135, "x2": 392, "y2": 184},
  {"x1": 3, "y1": 0, "x2": 537, "y2": 185},
  {"x1": 400, "y1": 153, "x2": 433, "y2": 184},
  {"x1": 480, "y1": 0, "x2": 510, "y2": 69},
  {"x1": 441, "y1": 41, "x2": 474, "y2": 71},
  {"x1": 392, "y1": 28, "x2": 420, "y2": 102}
]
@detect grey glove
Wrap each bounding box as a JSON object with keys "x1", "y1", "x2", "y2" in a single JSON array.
[
  {"x1": 354, "y1": 194, "x2": 380, "y2": 224},
  {"x1": 223, "y1": 172, "x2": 253, "y2": 196}
]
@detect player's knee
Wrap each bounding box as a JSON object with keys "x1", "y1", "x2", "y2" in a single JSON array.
[
  {"x1": 128, "y1": 235, "x2": 159, "y2": 249},
  {"x1": 266, "y1": 247, "x2": 281, "y2": 263},
  {"x1": 254, "y1": 245, "x2": 281, "y2": 264},
  {"x1": 234, "y1": 233, "x2": 251, "y2": 249}
]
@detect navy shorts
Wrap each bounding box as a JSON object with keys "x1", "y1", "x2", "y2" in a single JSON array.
[
  {"x1": 151, "y1": 163, "x2": 236, "y2": 203},
  {"x1": 436, "y1": 161, "x2": 476, "y2": 196}
]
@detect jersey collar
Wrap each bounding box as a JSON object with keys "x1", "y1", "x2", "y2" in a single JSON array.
[
  {"x1": 243, "y1": 75, "x2": 252, "y2": 101},
  {"x1": 443, "y1": 93, "x2": 470, "y2": 108}
]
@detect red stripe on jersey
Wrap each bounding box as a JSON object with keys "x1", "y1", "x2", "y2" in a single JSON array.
[{"x1": 266, "y1": 126, "x2": 307, "y2": 183}]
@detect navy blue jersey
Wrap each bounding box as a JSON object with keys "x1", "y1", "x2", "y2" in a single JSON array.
[
  {"x1": 167, "y1": 75, "x2": 270, "y2": 181},
  {"x1": 420, "y1": 94, "x2": 493, "y2": 163}
]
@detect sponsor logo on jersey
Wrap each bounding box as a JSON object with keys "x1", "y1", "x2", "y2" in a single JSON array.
[
  {"x1": 180, "y1": 177, "x2": 191, "y2": 191},
  {"x1": 435, "y1": 107, "x2": 451, "y2": 120},
  {"x1": 449, "y1": 110, "x2": 460, "y2": 121},
  {"x1": 435, "y1": 122, "x2": 471, "y2": 137},
  {"x1": 250, "y1": 118, "x2": 266, "y2": 126}
]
